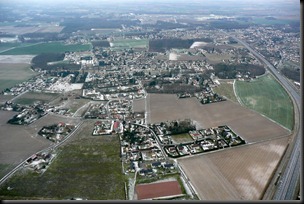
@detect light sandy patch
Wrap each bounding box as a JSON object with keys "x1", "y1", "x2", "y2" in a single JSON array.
[
  {"x1": 190, "y1": 41, "x2": 208, "y2": 49},
  {"x1": 34, "y1": 26, "x2": 64, "y2": 33},
  {"x1": 47, "y1": 83, "x2": 83, "y2": 92},
  {"x1": 0, "y1": 55, "x2": 35, "y2": 64},
  {"x1": 0, "y1": 26, "x2": 41, "y2": 35},
  {"x1": 169, "y1": 53, "x2": 179, "y2": 60}
]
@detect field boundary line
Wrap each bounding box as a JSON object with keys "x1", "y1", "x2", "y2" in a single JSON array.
[
  {"x1": 233, "y1": 78, "x2": 291, "y2": 132},
  {"x1": 233, "y1": 79, "x2": 244, "y2": 106}
]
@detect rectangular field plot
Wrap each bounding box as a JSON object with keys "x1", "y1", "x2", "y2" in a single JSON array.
[
  {"x1": 171, "y1": 133, "x2": 193, "y2": 144},
  {"x1": 235, "y1": 74, "x2": 294, "y2": 131},
  {"x1": 148, "y1": 94, "x2": 290, "y2": 143},
  {"x1": 0, "y1": 63, "x2": 36, "y2": 92},
  {"x1": 178, "y1": 136, "x2": 289, "y2": 200},
  {"x1": 0, "y1": 42, "x2": 92, "y2": 55},
  {"x1": 13, "y1": 91, "x2": 61, "y2": 105},
  {"x1": 110, "y1": 39, "x2": 149, "y2": 49},
  {"x1": 0, "y1": 121, "x2": 126, "y2": 200},
  {"x1": 0, "y1": 110, "x2": 52, "y2": 176}
]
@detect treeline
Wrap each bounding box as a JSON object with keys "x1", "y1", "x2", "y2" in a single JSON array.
[
  {"x1": 31, "y1": 53, "x2": 80, "y2": 71},
  {"x1": 32, "y1": 53, "x2": 65, "y2": 68},
  {"x1": 212, "y1": 63, "x2": 265, "y2": 79},
  {"x1": 149, "y1": 38, "x2": 213, "y2": 52},
  {"x1": 167, "y1": 120, "x2": 196, "y2": 135},
  {"x1": 60, "y1": 18, "x2": 140, "y2": 33},
  {"x1": 281, "y1": 68, "x2": 300, "y2": 82},
  {"x1": 209, "y1": 20, "x2": 251, "y2": 29},
  {"x1": 143, "y1": 20, "x2": 189, "y2": 30},
  {"x1": 92, "y1": 40, "x2": 110, "y2": 48}
]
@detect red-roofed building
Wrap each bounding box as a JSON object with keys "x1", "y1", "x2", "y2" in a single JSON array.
[
  {"x1": 113, "y1": 121, "x2": 120, "y2": 129},
  {"x1": 135, "y1": 180, "x2": 183, "y2": 200}
]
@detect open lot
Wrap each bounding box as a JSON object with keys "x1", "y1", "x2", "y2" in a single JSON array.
[
  {"x1": 147, "y1": 94, "x2": 290, "y2": 143},
  {"x1": 171, "y1": 133, "x2": 193, "y2": 144},
  {"x1": 27, "y1": 114, "x2": 82, "y2": 136},
  {"x1": 0, "y1": 110, "x2": 52, "y2": 177},
  {"x1": 0, "y1": 95, "x2": 15, "y2": 104},
  {"x1": 204, "y1": 52, "x2": 233, "y2": 64},
  {"x1": 133, "y1": 98, "x2": 145, "y2": 113},
  {"x1": 13, "y1": 92, "x2": 61, "y2": 105},
  {"x1": 213, "y1": 79, "x2": 238, "y2": 103},
  {"x1": 0, "y1": 120, "x2": 126, "y2": 200},
  {"x1": 235, "y1": 74, "x2": 294, "y2": 130},
  {"x1": 178, "y1": 136, "x2": 289, "y2": 200},
  {"x1": 0, "y1": 63, "x2": 36, "y2": 92}
]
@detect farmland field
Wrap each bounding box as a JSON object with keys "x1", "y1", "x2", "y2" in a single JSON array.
[
  {"x1": 147, "y1": 94, "x2": 290, "y2": 143},
  {"x1": 110, "y1": 39, "x2": 149, "y2": 49},
  {"x1": 0, "y1": 110, "x2": 52, "y2": 177},
  {"x1": 0, "y1": 63, "x2": 36, "y2": 92},
  {"x1": 13, "y1": 91, "x2": 61, "y2": 105},
  {"x1": 178, "y1": 136, "x2": 289, "y2": 200},
  {"x1": 235, "y1": 74, "x2": 294, "y2": 130},
  {"x1": 0, "y1": 43, "x2": 26, "y2": 52},
  {"x1": 0, "y1": 120, "x2": 126, "y2": 200},
  {"x1": 0, "y1": 42, "x2": 92, "y2": 55},
  {"x1": 213, "y1": 80, "x2": 239, "y2": 103}
]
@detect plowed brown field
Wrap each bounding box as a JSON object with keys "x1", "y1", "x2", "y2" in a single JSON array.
[
  {"x1": 148, "y1": 94, "x2": 290, "y2": 143},
  {"x1": 147, "y1": 93, "x2": 291, "y2": 200},
  {"x1": 178, "y1": 137, "x2": 289, "y2": 200}
]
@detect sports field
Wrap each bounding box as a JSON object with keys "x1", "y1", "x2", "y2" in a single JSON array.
[
  {"x1": 235, "y1": 74, "x2": 294, "y2": 130},
  {"x1": 110, "y1": 39, "x2": 149, "y2": 49},
  {"x1": 0, "y1": 42, "x2": 92, "y2": 55}
]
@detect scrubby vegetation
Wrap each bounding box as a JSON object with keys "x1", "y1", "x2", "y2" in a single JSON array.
[
  {"x1": 212, "y1": 63, "x2": 265, "y2": 79},
  {"x1": 31, "y1": 53, "x2": 80, "y2": 71},
  {"x1": 281, "y1": 68, "x2": 300, "y2": 82},
  {"x1": 149, "y1": 38, "x2": 213, "y2": 52}
]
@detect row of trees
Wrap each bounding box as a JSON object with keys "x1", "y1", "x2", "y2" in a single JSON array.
[{"x1": 212, "y1": 63, "x2": 265, "y2": 79}]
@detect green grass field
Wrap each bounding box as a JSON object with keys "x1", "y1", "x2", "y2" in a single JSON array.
[
  {"x1": 0, "y1": 63, "x2": 37, "y2": 92},
  {"x1": 213, "y1": 80, "x2": 239, "y2": 104},
  {"x1": 0, "y1": 42, "x2": 92, "y2": 55},
  {"x1": 110, "y1": 39, "x2": 149, "y2": 49},
  {"x1": 235, "y1": 74, "x2": 294, "y2": 130},
  {"x1": 0, "y1": 121, "x2": 126, "y2": 200}
]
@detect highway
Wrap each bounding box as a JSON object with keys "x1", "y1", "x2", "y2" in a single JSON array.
[{"x1": 225, "y1": 32, "x2": 301, "y2": 200}]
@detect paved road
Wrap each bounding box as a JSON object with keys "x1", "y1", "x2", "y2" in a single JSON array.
[{"x1": 226, "y1": 32, "x2": 301, "y2": 200}]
